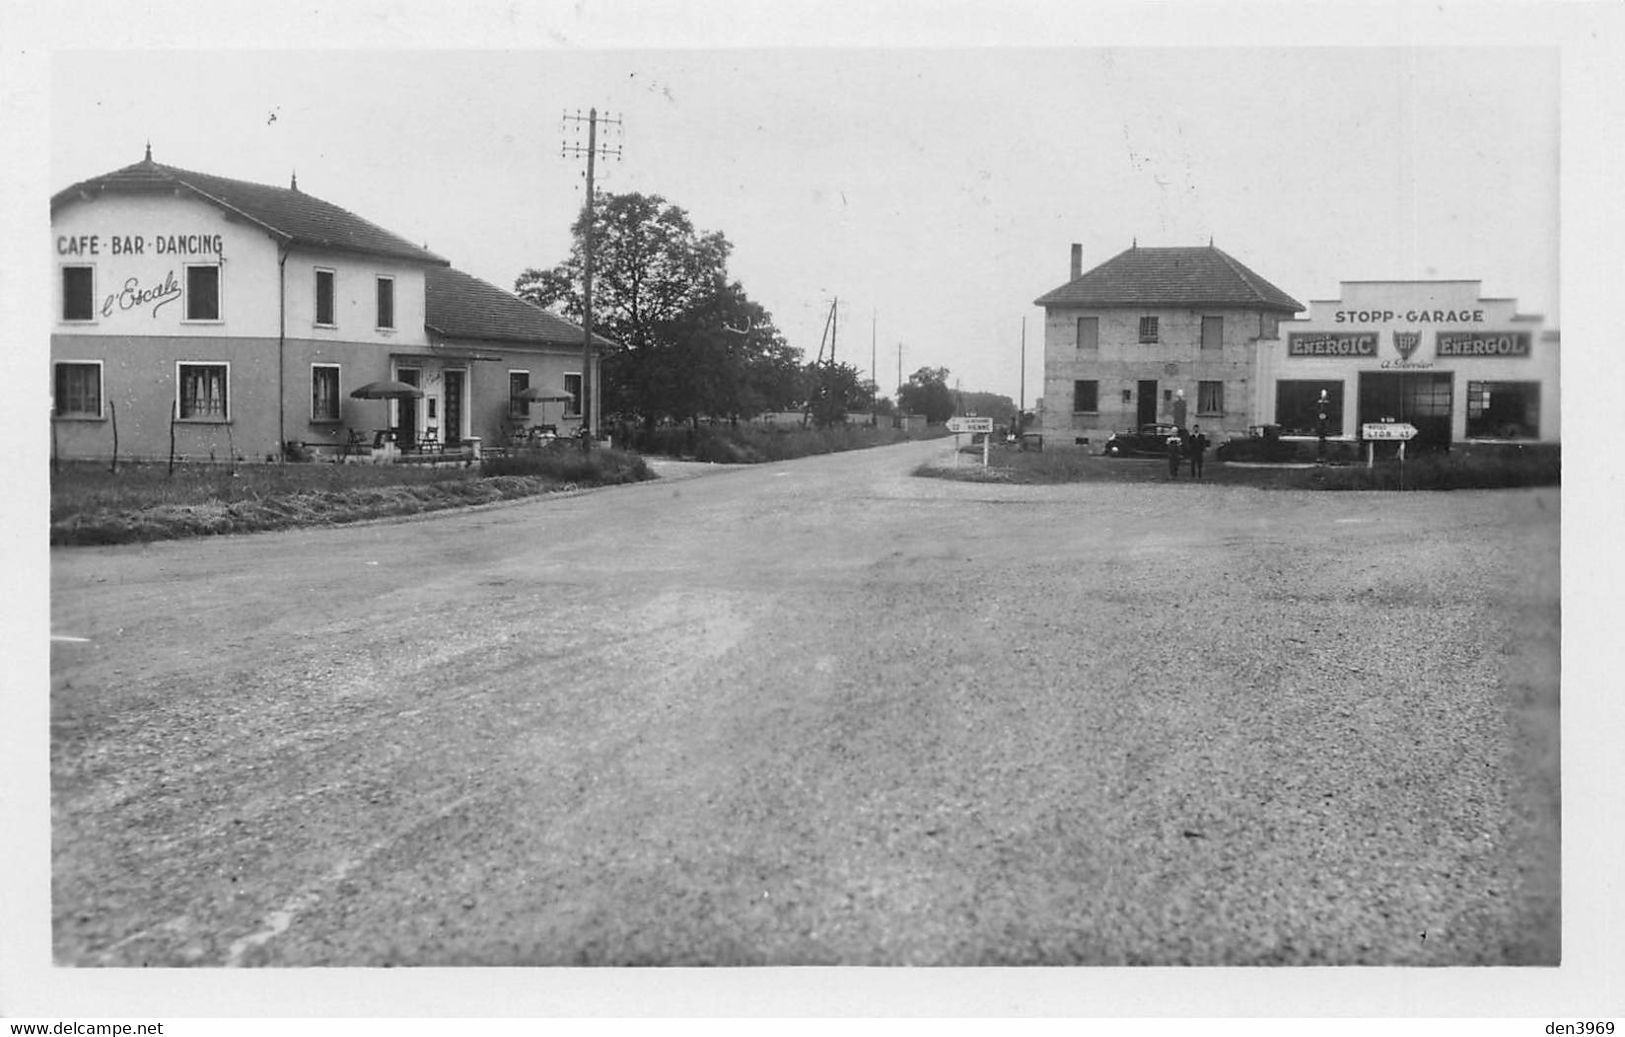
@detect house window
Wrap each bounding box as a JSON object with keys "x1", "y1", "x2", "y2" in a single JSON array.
[
  {"x1": 376, "y1": 276, "x2": 395, "y2": 330},
  {"x1": 185, "y1": 264, "x2": 221, "y2": 321},
  {"x1": 178, "y1": 363, "x2": 229, "y2": 420},
  {"x1": 1201, "y1": 316, "x2": 1223, "y2": 354},
  {"x1": 1466, "y1": 380, "x2": 1540, "y2": 439},
  {"x1": 564, "y1": 373, "x2": 583, "y2": 417},
  {"x1": 1138, "y1": 316, "x2": 1159, "y2": 343},
  {"x1": 509, "y1": 371, "x2": 531, "y2": 417},
  {"x1": 1072, "y1": 380, "x2": 1098, "y2": 413},
  {"x1": 315, "y1": 269, "x2": 336, "y2": 327},
  {"x1": 1076, "y1": 317, "x2": 1099, "y2": 352},
  {"x1": 1198, "y1": 380, "x2": 1224, "y2": 414},
  {"x1": 54, "y1": 362, "x2": 103, "y2": 418},
  {"x1": 311, "y1": 365, "x2": 341, "y2": 422},
  {"x1": 62, "y1": 266, "x2": 95, "y2": 322}
]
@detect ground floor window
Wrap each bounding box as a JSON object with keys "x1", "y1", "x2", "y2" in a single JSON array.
[
  {"x1": 1275, "y1": 380, "x2": 1343, "y2": 435},
  {"x1": 55, "y1": 361, "x2": 103, "y2": 417},
  {"x1": 178, "y1": 362, "x2": 229, "y2": 420},
  {"x1": 1197, "y1": 380, "x2": 1224, "y2": 415},
  {"x1": 311, "y1": 364, "x2": 341, "y2": 422},
  {"x1": 1073, "y1": 379, "x2": 1098, "y2": 413},
  {"x1": 509, "y1": 371, "x2": 530, "y2": 417},
  {"x1": 565, "y1": 372, "x2": 583, "y2": 417},
  {"x1": 1466, "y1": 380, "x2": 1540, "y2": 439}
]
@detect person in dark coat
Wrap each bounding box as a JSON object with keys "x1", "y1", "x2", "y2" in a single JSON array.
[
  {"x1": 1166, "y1": 428, "x2": 1183, "y2": 478},
  {"x1": 1187, "y1": 424, "x2": 1210, "y2": 479}
]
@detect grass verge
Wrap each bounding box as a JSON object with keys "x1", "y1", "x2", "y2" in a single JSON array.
[
  {"x1": 51, "y1": 448, "x2": 654, "y2": 546},
  {"x1": 616, "y1": 422, "x2": 943, "y2": 463},
  {"x1": 916, "y1": 441, "x2": 1560, "y2": 491}
]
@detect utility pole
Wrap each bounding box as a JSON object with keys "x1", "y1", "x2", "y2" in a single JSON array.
[
  {"x1": 1018, "y1": 316, "x2": 1026, "y2": 436},
  {"x1": 561, "y1": 107, "x2": 622, "y2": 445},
  {"x1": 870, "y1": 309, "x2": 877, "y2": 426}
]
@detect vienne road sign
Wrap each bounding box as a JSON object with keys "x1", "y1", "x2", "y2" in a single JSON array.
[
  {"x1": 946, "y1": 416, "x2": 994, "y2": 433},
  {"x1": 1361, "y1": 422, "x2": 1418, "y2": 441}
]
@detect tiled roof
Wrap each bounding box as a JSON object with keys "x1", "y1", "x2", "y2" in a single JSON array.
[
  {"x1": 52, "y1": 152, "x2": 449, "y2": 266},
  {"x1": 426, "y1": 265, "x2": 615, "y2": 348},
  {"x1": 1034, "y1": 245, "x2": 1302, "y2": 313}
]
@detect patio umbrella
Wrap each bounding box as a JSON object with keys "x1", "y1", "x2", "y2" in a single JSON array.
[
  {"x1": 349, "y1": 379, "x2": 425, "y2": 400},
  {"x1": 513, "y1": 386, "x2": 573, "y2": 403}
]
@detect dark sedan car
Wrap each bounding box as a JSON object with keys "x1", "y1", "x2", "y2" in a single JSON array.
[{"x1": 1102, "y1": 422, "x2": 1182, "y2": 457}]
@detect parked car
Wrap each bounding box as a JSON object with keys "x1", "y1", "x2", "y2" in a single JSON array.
[{"x1": 1102, "y1": 423, "x2": 1182, "y2": 457}]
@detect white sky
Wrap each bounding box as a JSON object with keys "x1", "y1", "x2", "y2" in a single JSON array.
[{"x1": 46, "y1": 43, "x2": 1559, "y2": 405}]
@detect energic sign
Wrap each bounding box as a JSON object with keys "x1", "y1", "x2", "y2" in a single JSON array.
[
  {"x1": 1288, "y1": 332, "x2": 1377, "y2": 357},
  {"x1": 1436, "y1": 332, "x2": 1531, "y2": 358}
]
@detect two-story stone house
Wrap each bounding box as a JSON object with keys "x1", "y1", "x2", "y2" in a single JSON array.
[{"x1": 1034, "y1": 243, "x2": 1303, "y2": 448}]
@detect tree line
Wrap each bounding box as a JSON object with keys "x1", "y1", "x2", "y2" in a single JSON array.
[{"x1": 515, "y1": 191, "x2": 1011, "y2": 430}]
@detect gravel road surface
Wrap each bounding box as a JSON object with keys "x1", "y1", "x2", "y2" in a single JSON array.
[{"x1": 50, "y1": 438, "x2": 1560, "y2": 965}]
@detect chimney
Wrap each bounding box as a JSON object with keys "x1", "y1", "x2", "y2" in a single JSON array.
[{"x1": 1070, "y1": 243, "x2": 1082, "y2": 280}]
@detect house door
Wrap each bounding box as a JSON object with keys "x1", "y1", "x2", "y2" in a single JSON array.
[
  {"x1": 443, "y1": 370, "x2": 464, "y2": 446},
  {"x1": 1137, "y1": 379, "x2": 1158, "y2": 426},
  {"x1": 396, "y1": 368, "x2": 420, "y2": 447}
]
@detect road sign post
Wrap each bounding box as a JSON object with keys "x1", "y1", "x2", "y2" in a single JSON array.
[
  {"x1": 1361, "y1": 422, "x2": 1418, "y2": 468},
  {"x1": 946, "y1": 416, "x2": 994, "y2": 468}
]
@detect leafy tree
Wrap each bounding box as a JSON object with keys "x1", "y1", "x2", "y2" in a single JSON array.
[
  {"x1": 897, "y1": 366, "x2": 955, "y2": 424},
  {"x1": 516, "y1": 192, "x2": 786, "y2": 426},
  {"x1": 803, "y1": 361, "x2": 871, "y2": 427},
  {"x1": 958, "y1": 391, "x2": 1017, "y2": 423}
]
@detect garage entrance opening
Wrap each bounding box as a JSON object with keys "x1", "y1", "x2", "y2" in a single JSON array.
[{"x1": 1358, "y1": 371, "x2": 1453, "y2": 451}]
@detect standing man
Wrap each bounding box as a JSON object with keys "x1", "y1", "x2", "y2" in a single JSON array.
[
  {"x1": 1187, "y1": 423, "x2": 1210, "y2": 479},
  {"x1": 1166, "y1": 426, "x2": 1183, "y2": 479}
]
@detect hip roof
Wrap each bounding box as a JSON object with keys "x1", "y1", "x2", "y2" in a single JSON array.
[{"x1": 1034, "y1": 245, "x2": 1302, "y2": 313}]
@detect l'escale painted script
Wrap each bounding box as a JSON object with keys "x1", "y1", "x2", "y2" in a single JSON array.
[{"x1": 103, "y1": 270, "x2": 181, "y2": 318}]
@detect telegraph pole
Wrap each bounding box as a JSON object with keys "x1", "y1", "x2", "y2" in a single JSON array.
[
  {"x1": 870, "y1": 310, "x2": 877, "y2": 426},
  {"x1": 1018, "y1": 316, "x2": 1026, "y2": 436},
  {"x1": 561, "y1": 107, "x2": 622, "y2": 445}
]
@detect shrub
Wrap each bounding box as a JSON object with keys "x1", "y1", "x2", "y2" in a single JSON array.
[{"x1": 480, "y1": 445, "x2": 653, "y2": 484}]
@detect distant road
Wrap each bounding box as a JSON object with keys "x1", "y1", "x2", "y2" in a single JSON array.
[{"x1": 51, "y1": 439, "x2": 1559, "y2": 965}]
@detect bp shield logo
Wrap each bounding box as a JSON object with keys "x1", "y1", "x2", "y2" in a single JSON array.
[{"x1": 1394, "y1": 331, "x2": 1421, "y2": 361}]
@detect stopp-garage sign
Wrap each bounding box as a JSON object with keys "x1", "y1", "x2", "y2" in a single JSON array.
[{"x1": 1288, "y1": 332, "x2": 1376, "y2": 357}]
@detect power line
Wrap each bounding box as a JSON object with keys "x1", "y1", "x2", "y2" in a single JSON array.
[{"x1": 560, "y1": 107, "x2": 622, "y2": 443}]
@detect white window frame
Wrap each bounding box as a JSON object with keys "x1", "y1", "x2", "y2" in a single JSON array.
[
  {"x1": 176, "y1": 361, "x2": 231, "y2": 421},
  {"x1": 311, "y1": 363, "x2": 342, "y2": 423},
  {"x1": 54, "y1": 359, "x2": 105, "y2": 419},
  {"x1": 61, "y1": 264, "x2": 97, "y2": 324},
  {"x1": 314, "y1": 268, "x2": 337, "y2": 328},
  {"x1": 183, "y1": 263, "x2": 223, "y2": 323},
  {"x1": 508, "y1": 370, "x2": 531, "y2": 417},
  {"x1": 375, "y1": 275, "x2": 396, "y2": 331},
  {"x1": 564, "y1": 372, "x2": 583, "y2": 417}
]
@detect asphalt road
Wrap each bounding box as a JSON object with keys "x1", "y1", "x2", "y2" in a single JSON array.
[{"x1": 50, "y1": 438, "x2": 1561, "y2": 966}]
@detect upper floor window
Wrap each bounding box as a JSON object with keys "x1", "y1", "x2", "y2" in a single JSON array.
[
  {"x1": 54, "y1": 361, "x2": 103, "y2": 418},
  {"x1": 1076, "y1": 317, "x2": 1099, "y2": 352},
  {"x1": 62, "y1": 266, "x2": 95, "y2": 322},
  {"x1": 178, "y1": 362, "x2": 229, "y2": 420},
  {"x1": 376, "y1": 276, "x2": 395, "y2": 330},
  {"x1": 315, "y1": 269, "x2": 336, "y2": 327},
  {"x1": 1201, "y1": 316, "x2": 1223, "y2": 353},
  {"x1": 1138, "y1": 316, "x2": 1159, "y2": 343},
  {"x1": 185, "y1": 264, "x2": 221, "y2": 321}
]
